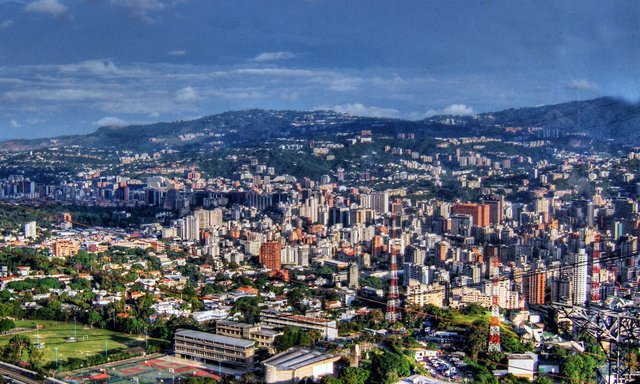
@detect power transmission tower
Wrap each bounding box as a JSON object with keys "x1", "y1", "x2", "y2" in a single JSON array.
[
  {"x1": 386, "y1": 247, "x2": 401, "y2": 323},
  {"x1": 552, "y1": 303, "x2": 640, "y2": 384},
  {"x1": 488, "y1": 256, "x2": 502, "y2": 353}
]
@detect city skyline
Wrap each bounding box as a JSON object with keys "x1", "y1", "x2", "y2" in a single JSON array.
[{"x1": 1, "y1": 0, "x2": 639, "y2": 139}]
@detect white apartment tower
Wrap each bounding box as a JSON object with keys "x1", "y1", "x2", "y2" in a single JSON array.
[
  {"x1": 571, "y1": 248, "x2": 588, "y2": 306},
  {"x1": 24, "y1": 221, "x2": 37, "y2": 239}
]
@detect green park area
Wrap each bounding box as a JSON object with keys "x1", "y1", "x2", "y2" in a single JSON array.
[{"x1": 0, "y1": 320, "x2": 160, "y2": 368}]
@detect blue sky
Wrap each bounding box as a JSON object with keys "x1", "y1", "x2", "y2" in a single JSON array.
[{"x1": 0, "y1": 0, "x2": 638, "y2": 139}]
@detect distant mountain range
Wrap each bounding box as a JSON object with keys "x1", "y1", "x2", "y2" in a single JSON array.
[
  {"x1": 476, "y1": 97, "x2": 640, "y2": 140},
  {"x1": 1, "y1": 97, "x2": 639, "y2": 152}
]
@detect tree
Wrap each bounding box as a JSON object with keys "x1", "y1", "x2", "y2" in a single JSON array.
[
  {"x1": 234, "y1": 296, "x2": 263, "y2": 323},
  {"x1": 370, "y1": 350, "x2": 410, "y2": 384},
  {"x1": 466, "y1": 319, "x2": 488, "y2": 359},
  {"x1": 461, "y1": 303, "x2": 486, "y2": 316},
  {"x1": 3, "y1": 334, "x2": 31, "y2": 363},
  {"x1": 340, "y1": 367, "x2": 369, "y2": 384},
  {"x1": 150, "y1": 319, "x2": 171, "y2": 340},
  {"x1": 533, "y1": 375, "x2": 553, "y2": 384},
  {"x1": 275, "y1": 327, "x2": 300, "y2": 352},
  {"x1": 298, "y1": 329, "x2": 321, "y2": 347},
  {"x1": 320, "y1": 376, "x2": 342, "y2": 384},
  {"x1": 87, "y1": 309, "x2": 102, "y2": 327},
  {"x1": 287, "y1": 287, "x2": 306, "y2": 307},
  {"x1": 27, "y1": 346, "x2": 44, "y2": 371},
  {"x1": 501, "y1": 332, "x2": 530, "y2": 354},
  {"x1": 561, "y1": 354, "x2": 597, "y2": 384},
  {"x1": 499, "y1": 374, "x2": 530, "y2": 384},
  {"x1": 0, "y1": 318, "x2": 15, "y2": 332}
]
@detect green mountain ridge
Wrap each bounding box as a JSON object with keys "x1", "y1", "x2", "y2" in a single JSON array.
[{"x1": 1, "y1": 97, "x2": 639, "y2": 152}]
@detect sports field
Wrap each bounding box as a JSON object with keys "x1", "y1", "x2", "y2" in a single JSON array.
[
  {"x1": 61, "y1": 355, "x2": 221, "y2": 384},
  {"x1": 0, "y1": 320, "x2": 157, "y2": 366}
]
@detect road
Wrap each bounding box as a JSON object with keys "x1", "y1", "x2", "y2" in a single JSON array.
[{"x1": 0, "y1": 365, "x2": 43, "y2": 384}]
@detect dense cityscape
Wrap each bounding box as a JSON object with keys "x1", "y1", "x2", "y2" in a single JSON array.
[
  {"x1": 0, "y1": 106, "x2": 639, "y2": 384},
  {"x1": 2, "y1": 1, "x2": 639, "y2": 384}
]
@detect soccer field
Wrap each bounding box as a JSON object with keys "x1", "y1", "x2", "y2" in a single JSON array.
[{"x1": 0, "y1": 320, "x2": 157, "y2": 366}]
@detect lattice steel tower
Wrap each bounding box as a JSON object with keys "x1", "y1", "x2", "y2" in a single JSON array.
[
  {"x1": 386, "y1": 248, "x2": 401, "y2": 323},
  {"x1": 488, "y1": 256, "x2": 501, "y2": 352}
]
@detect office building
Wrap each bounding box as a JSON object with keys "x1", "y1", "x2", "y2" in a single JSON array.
[
  {"x1": 174, "y1": 329, "x2": 255, "y2": 373},
  {"x1": 260, "y1": 310, "x2": 338, "y2": 340},
  {"x1": 215, "y1": 320, "x2": 280, "y2": 353}
]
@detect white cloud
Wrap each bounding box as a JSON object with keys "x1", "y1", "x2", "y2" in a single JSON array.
[
  {"x1": 168, "y1": 49, "x2": 186, "y2": 56},
  {"x1": 58, "y1": 60, "x2": 119, "y2": 75},
  {"x1": 4, "y1": 88, "x2": 110, "y2": 101},
  {"x1": 328, "y1": 103, "x2": 399, "y2": 118},
  {"x1": 56, "y1": 60, "x2": 148, "y2": 77},
  {"x1": 176, "y1": 86, "x2": 197, "y2": 102},
  {"x1": 24, "y1": 0, "x2": 69, "y2": 18},
  {"x1": 253, "y1": 51, "x2": 296, "y2": 62},
  {"x1": 1, "y1": 20, "x2": 14, "y2": 29},
  {"x1": 327, "y1": 77, "x2": 360, "y2": 92},
  {"x1": 108, "y1": 0, "x2": 166, "y2": 22},
  {"x1": 234, "y1": 68, "x2": 316, "y2": 77},
  {"x1": 420, "y1": 104, "x2": 476, "y2": 118},
  {"x1": 10, "y1": 119, "x2": 21, "y2": 128},
  {"x1": 566, "y1": 79, "x2": 600, "y2": 92},
  {"x1": 443, "y1": 104, "x2": 475, "y2": 116},
  {"x1": 93, "y1": 116, "x2": 129, "y2": 127}
]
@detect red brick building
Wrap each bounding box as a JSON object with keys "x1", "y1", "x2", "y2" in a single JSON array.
[
  {"x1": 259, "y1": 241, "x2": 282, "y2": 271},
  {"x1": 452, "y1": 203, "x2": 490, "y2": 227}
]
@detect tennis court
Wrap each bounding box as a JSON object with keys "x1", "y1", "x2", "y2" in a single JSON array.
[{"x1": 60, "y1": 355, "x2": 221, "y2": 384}]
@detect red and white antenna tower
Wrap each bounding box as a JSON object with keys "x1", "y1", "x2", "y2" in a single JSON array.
[
  {"x1": 386, "y1": 246, "x2": 401, "y2": 323},
  {"x1": 488, "y1": 256, "x2": 501, "y2": 352}
]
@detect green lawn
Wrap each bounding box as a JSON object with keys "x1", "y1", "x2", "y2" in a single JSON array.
[
  {"x1": 450, "y1": 312, "x2": 519, "y2": 337},
  {"x1": 0, "y1": 320, "x2": 156, "y2": 365},
  {"x1": 451, "y1": 312, "x2": 490, "y2": 325}
]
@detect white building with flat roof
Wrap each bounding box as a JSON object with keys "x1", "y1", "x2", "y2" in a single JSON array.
[
  {"x1": 262, "y1": 347, "x2": 340, "y2": 384},
  {"x1": 507, "y1": 352, "x2": 537, "y2": 381}
]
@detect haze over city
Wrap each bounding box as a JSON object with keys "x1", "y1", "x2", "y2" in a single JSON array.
[{"x1": 0, "y1": 0, "x2": 639, "y2": 139}]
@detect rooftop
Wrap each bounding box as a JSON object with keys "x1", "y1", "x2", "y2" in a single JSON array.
[
  {"x1": 262, "y1": 347, "x2": 339, "y2": 371},
  {"x1": 217, "y1": 320, "x2": 257, "y2": 329},
  {"x1": 175, "y1": 329, "x2": 255, "y2": 348},
  {"x1": 508, "y1": 352, "x2": 536, "y2": 360}
]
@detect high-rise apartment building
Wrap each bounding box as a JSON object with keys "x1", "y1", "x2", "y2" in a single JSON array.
[
  {"x1": 524, "y1": 269, "x2": 546, "y2": 305},
  {"x1": 23, "y1": 221, "x2": 37, "y2": 239},
  {"x1": 571, "y1": 249, "x2": 588, "y2": 306},
  {"x1": 260, "y1": 240, "x2": 282, "y2": 271},
  {"x1": 452, "y1": 203, "x2": 490, "y2": 227},
  {"x1": 348, "y1": 263, "x2": 359, "y2": 289}
]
